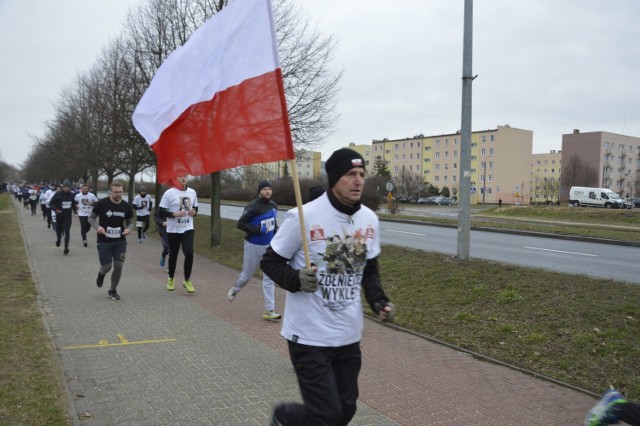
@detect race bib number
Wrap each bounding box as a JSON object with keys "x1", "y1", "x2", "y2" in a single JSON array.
[
  {"x1": 177, "y1": 217, "x2": 190, "y2": 227},
  {"x1": 106, "y1": 226, "x2": 122, "y2": 238},
  {"x1": 62, "y1": 201, "x2": 72, "y2": 209},
  {"x1": 136, "y1": 221, "x2": 144, "y2": 228},
  {"x1": 261, "y1": 218, "x2": 275, "y2": 233}
]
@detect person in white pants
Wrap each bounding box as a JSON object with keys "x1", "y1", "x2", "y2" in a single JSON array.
[{"x1": 227, "y1": 180, "x2": 281, "y2": 320}]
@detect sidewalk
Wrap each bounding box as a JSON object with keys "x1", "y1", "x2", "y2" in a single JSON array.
[{"x1": 18, "y1": 201, "x2": 597, "y2": 425}]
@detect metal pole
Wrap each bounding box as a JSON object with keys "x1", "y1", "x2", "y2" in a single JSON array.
[
  {"x1": 457, "y1": 0, "x2": 474, "y2": 260},
  {"x1": 482, "y1": 160, "x2": 486, "y2": 206}
]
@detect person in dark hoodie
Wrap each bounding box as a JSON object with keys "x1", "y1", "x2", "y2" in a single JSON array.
[
  {"x1": 49, "y1": 180, "x2": 77, "y2": 255},
  {"x1": 227, "y1": 180, "x2": 281, "y2": 320}
]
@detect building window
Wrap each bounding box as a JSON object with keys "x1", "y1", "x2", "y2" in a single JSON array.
[
  {"x1": 394, "y1": 155, "x2": 398, "y2": 160},
  {"x1": 416, "y1": 165, "x2": 420, "y2": 171},
  {"x1": 453, "y1": 163, "x2": 457, "y2": 169},
  {"x1": 417, "y1": 153, "x2": 420, "y2": 159},
  {"x1": 417, "y1": 142, "x2": 421, "y2": 148},
  {"x1": 445, "y1": 139, "x2": 449, "y2": 146},
  {"x1": 435, "y1": 152, "x2": 440, "y2": 158},
  {"x1": 434, "y1": 176, "x2": 440, "y2": 182},
  {"x1": 454, "y1": 151, "x2": 458, "y2": 158},
  {"x1": 394, "y1": 166, "x2": 398, "y2": 172},
  {"x1": 490, "y1": 135, "x2": 494, "y2": 142},
  {"x1": 488, "y1": 175, "x2": 493, "y2": 182},
  {"x1": 395, "y1": 144, "x2": 399, "y2": 149},
  {"x1": 435, "y1": 164, "x2": 440, "y2": 170},
  {"x1": 444, "y1": 176, "x2": 448, "y2": 182},
  {"x1": 482, "y1": 136, "x2": 486, "y2": 142},
  {"x1": 453, "y1": 175, "x2": 457, "y2": 182},
  {"x1": 455, "y1": 138, "x2": 459, "y2": 145},
  {"x1": 435, "y1": 140, "x2": 441, "y2": 147},
  {"x1": 490, "y1": 148, "x2": 494, "y2": 155},
  {"x1": 445, "y1": 151, "x2": 449, "y2": 158},
  {"x1": 481, "y1": 148, "x2": 486, "y2": 156}
]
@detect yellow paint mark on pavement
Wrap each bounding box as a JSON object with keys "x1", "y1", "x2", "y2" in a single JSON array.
[{"x1": 63, "y1": 334, "x2": 176, "y2": 350}]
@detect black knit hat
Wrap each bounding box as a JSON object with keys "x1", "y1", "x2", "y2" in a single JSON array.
[
  {"x1": 258, "y1": 180, "x2": 271, "y2": 192},
  {"x1": 325, "y1": 148, "x2": 365, "y2": 188},
  {"x1": 139, "y1": 186, "x2": 147, "y2": 193}
]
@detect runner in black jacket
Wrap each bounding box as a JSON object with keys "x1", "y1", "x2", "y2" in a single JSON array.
[{"x1": 49, "y1": 181, "x2": 77, "y2": 255}]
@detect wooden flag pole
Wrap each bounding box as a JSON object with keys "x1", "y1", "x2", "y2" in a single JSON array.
[{"x1": 289, "y1": 159, "x2": 311, "y2": 268}]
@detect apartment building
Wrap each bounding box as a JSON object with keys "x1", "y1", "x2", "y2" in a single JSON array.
[
  {"x1": 243, "y1": 150, "x2": 322, "y2": 184},
  {"x1": 370, "y1": 125, "x2": 533, "y2": 203},
  {"x1": 531, "y1": 150, "x2": 562, "y2": 204},
  {"x1": 561, "y1": 130, "x2": 640, "y2": 200}
]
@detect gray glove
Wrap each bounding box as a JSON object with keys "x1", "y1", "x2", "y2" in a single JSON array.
[
  {"x1": 298, "y1": 267, "x2": 318, "y2": 293},
  {"x1": 374, "y1": 301, "x2": 396, "y2": 323}
]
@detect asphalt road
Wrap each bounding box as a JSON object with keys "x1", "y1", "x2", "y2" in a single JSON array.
[{"x1": 115, "y1": 194, "x2": 640, "y2": 284}]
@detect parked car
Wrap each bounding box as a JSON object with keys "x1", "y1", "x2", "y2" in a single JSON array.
[
  {"x1": 418, "y1": 196, "x2": 437, "y2": 205},
  {"x1": 434, "y1": 196, "x2": 457, "y2": 206},
  {"x1": 632, "y1": 198, "x2": 640, "y2": 208}
]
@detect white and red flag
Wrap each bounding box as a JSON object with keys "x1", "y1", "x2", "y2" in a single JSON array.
[{"x1": 132, "y1": 0, "x2": 294, "y2": 184}]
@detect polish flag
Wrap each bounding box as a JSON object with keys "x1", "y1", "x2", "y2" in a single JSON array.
[{"x1": 132, "y1": 0, "x2": 294, "y2": 184}]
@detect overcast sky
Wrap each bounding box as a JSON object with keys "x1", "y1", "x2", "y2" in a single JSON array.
[{"x1": 1, "y1": 0, "x2": 639, "y2": 169}]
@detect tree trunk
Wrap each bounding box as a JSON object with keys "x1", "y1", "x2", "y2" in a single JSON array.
[{"x1": 210, "y1": 172, "x2": 221, "y2": 247}]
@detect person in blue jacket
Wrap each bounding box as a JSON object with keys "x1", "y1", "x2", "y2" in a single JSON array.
[{"x1": 227, "y1": 180, "x2": 281, "y2": 320}]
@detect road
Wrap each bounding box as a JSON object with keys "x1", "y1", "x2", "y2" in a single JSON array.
[
  {"x1": 117, "y1": 195, "x2": 640, "y2": 284},
  {"x1": 214, "y1": 203, "x2": 640, "y2": 284}
]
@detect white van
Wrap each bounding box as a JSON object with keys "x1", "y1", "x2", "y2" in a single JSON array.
[{"x1": 568, "y1": 186, "x2": 626, "y2": 209}]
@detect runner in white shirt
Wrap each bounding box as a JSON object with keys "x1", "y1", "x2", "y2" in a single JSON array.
[
  {"x1": 74, "y1": 184, "x2": 99, "y2": 247},
  {"x1": 158, "y1": 175, "x2": 198, "y2": 293},
  {"x1": 132, "y1": 186, "x2": 153, "y2": 243},
  {"x1": 261, "y1": 148, "x2": 396, "y2": 426}
]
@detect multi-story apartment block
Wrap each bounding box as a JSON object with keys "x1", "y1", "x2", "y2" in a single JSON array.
[
  {"x1": 561, "y1": 130, "x2": 640, "y2": 200},
  {"x1": 244, "y1": 150, "x2": 322, "y2": 185},
  {"x1": 371, "y1": 125, "x2": 533, "y2": 203},
  {"x1": 531, "y1": 150, "x2": 562, "y2": 204}
]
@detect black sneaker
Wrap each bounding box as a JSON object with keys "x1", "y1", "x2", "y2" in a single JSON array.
[
  {"x1": 55, "y1": 239, "x2": 60, "y2": 247},
  {"x1": 96, "y1": 272, "x2": 105, "y2": 288},
  {"x1": 83, "y1": 240, "x2": 87, "y2": 247},
  {"x1": 269, "y1": 404, "x2": 285, "y2": 426},
  {"x1": 108, "y1": 290, "x2": 120, "y2": 300},
  {"x1": 63, "y1": 248, "x2": 69, "y2": 255}
]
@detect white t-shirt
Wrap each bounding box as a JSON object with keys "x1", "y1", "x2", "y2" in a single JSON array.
[
  {"x1": 74, "y1": 192, "x2": 99, "y2": 217},
  {"x1": 159, "y1": 187, "x2": 198, "y2": 234},
  {"x1": 270, "y1": 193, "x2": 381, "y2": 347},
  {"x1": 44, "y1": 189, "x2": 56, "y2": 207},
  {"x1": 132, "y1": 194, "x2": 153, "y2": 216}
]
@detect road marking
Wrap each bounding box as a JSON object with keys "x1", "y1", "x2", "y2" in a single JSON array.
[
  {"x1": 387, "y1": 229, "x2": 425, "y2": 236},
  {"x1": 63, "y1": 334, "x2": 176, "y2": 350},
  {"x1": 523, "y1": 246, "x2": 598, "y2": 257}
]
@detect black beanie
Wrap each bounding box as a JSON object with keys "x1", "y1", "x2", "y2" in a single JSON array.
[
  {"x1": 325, "y1": 148, "x2": 365, "y2": 188},
  {"x1": 258, "y1": 180, "x2": 271, "y2": 192}
]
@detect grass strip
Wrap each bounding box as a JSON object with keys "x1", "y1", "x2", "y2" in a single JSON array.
[{"x1": 0, "y1": 194, "x2": 70, "y2": 425}]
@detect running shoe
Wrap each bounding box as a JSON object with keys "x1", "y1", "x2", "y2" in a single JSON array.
[
  {"x1": 96, "y1": 272, "x2": 105, "y2": 288},
  {"x1": 108, "y1": 290, "x2": 120, "y2": 301},
  {"x1": 160, "y1": 255, "x2": 166, "y2": 267},
  {"x1": 183, "y1": 280, "x2": 195, "y2": 293},
  {"x1": 63, "y1": 248, "x2": 69, "y2": 255},
  {"x1": 585, "y1": 389, "x2": 626, "y2": 426},
  {"x1": 227, "y1": 287, "x2": 238, "y2": 302},
  {"x1": 167, "y1": 277, "x2": 175, "y2": 291},
  {"x1": 83, "y1": 240, "x2": 87, "y2": 247},
  {"x1": 263, "y1": 310, "x2": 282, "y2": 320}
]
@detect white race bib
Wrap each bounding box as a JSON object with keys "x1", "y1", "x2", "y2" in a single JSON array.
[
  {"x1": 106, "y1": 226, "x2": 122, "y2": 239},
  {"x1": 136, "y1": 221, "x2": 144, "y2": 228}
]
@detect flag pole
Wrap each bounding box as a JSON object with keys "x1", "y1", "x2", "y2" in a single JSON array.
[{"x1": 288, "y1": 159, "x2": 311, "y2": 268}]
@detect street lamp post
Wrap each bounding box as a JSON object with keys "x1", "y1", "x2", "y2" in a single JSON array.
[{"x1": 482, "y1": 155, "x2": 492, "y2": 205}]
